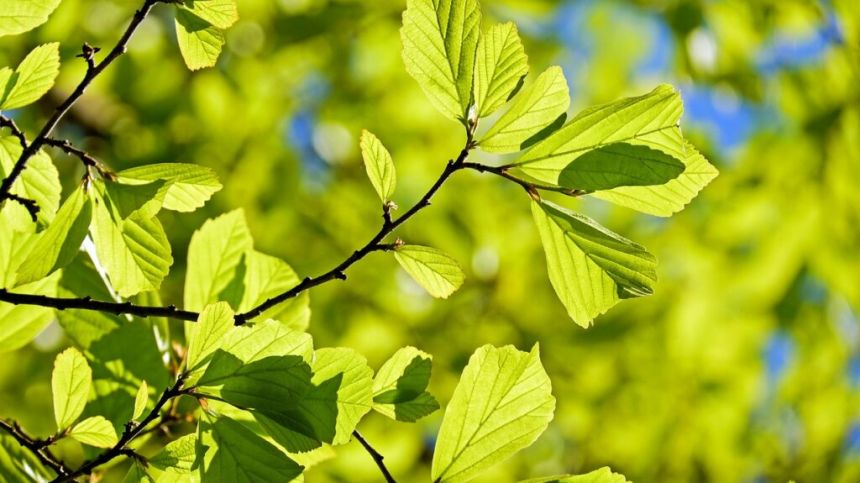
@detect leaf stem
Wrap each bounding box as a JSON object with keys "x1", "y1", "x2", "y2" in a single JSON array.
[{"x1": 353, "y1": 430, "x2": 397, "y2": 483}]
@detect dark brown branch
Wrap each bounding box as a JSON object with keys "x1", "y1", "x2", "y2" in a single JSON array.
[
  {"x1": 0, "y1": 115, "x2": 28, "y2": 149},
  {"x1": 0, "y1": 289, "x2": 200, "y2": 322},
  {"x1": 51, "y1": 374, "x2": 188, "y2": 483},
  {"x1": 233, "y1": 142, "x2": 474, "y2": 324},
  {"x1": 0, "y1": 420, "x2": 70, "y2": 477},
  {"x1": 0, "y1": 0, "x2": 159, "y2": 206},
  {"x1": 4, "y1": 193, "x2": 39, "y2": 221},
  {"x1": 460, "y1": 161, "x2": 587, "y2": 197},
  {"x1": 353, "y1": 430, "x2": 397, "y2": 483}
]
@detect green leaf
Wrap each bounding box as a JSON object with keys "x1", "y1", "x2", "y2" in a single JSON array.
[
  {"x1": 473, "y1": 22, "x2": 529, "y2": 118},
  {"x1": 432, "y1": 344, "x2": 555, "y2": 483},
  {"x1": 89, "y1": 188, "x2": 173, "y2": 297},
  {"x1": 401, "y1": 0, "x2": 481, "y2": 121},
  {"x1": 197, "y1": 415, "x2": 303, "y2": 482},
  {"x1": 132, "y1": 380, "x2": 148, "y2": 420},
  {"x1": 514, "y1": 84, "x2": 718, "y2": 216},
  {"x1": 116, "y1": 163, "x2": 223, "y2": 212},
  {"x1": 479, "y1": 66, "x2": 570, "y2": 153},
  {"x1": 372, "y1": 346, "x2": 439, "y2": 422},
  {"x1": 520, "y1": 467, "x2": 630, "y2": 483},
  {"x1": 556, "y1": 142, "x2": 685, "y2": 191},
  {"x1": 52, "y1": 347, "x2": 93, "y2": 430},
  {"x1": 0, "y1": 432, "x2": 53, "y2": 482},
  {"x1": 360, "y1": 130, "x2": 396, "y2": 203},
  {"x1": 150, "y1": 433, "x2": 197, "y2": 473},
  {"x1": 184, "y1": 209, "x2": 253, "y2": 311},
  {"x1": 0, "y1": 135, "x2": 61, "y2": 228},
  {"x1": 234, "y1": 250, "x2": 309, "y2": 329},
  {"x1": 0, "y1": 0, "x2": 61, "y2": 37},
  {"x1": 102, "y1": 180, "x2": 168, "y2": 219},
  {"x1": 308, "y1": 348, "x2": 374, "y2": 445},
  {"x1": 175, "y1": 8, "x2": 226, "y2": 71},
  {"x1": 394, "y1": 245, "x2": 465, "y2": 299},
  {"x1": 0, "y1": 43, "x2": 60, "y2": 110},
  {"x1": 530, "y1": 200, "x2": 657, "y2": 327},
  {"x1": 16, "y1": 185, "x2": 92, "y2": 284},
  {"x1": 180, "y1": 0, "x2": 238, "y2": 29},
  {"x1": 0, "y1": 271, "x2": 60, "y2": 353},
  {"x1": 122, "y1": 461, "x2": 154, "y2": 483},
  {"x1": 69, "y1": 416, "x2": 118, "y2": 448},
  {"x1": 186, "y1": 302, "x2": 234, "y2": 374}
]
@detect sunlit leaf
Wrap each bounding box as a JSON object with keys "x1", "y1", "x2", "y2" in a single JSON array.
[
  {"x1": 0, "y1": 43, "x2": 60, "y2": 110},
  {"x1": 474, "y1": 22, "x2": 528, "y2": 118},
  {"x1": 175, "y1": 8, "x2": 225, "y2": 71},
  {"x1": 186, "y1": 302, "x2": 234, "y2": 375},
  {"x1": 372, "y1": 346, "x2": 439, "y2": 422},
  {"x1": 556, "y1": 142, "x2": 685, "y2": 191},
  {"x1": 401, "y1": 0, "x2": 481, "y2": 121},
  {"x1": 180, "y1": 0, "x2": 238, "y2": 30},
  {"x1": 132, "y1": 380, "x2": 148, "y2": 420},
  {"x1": 234, "y1": 250, "x2": 309, "y2": 329},
  {"x1": 360, "y1": 130, "x2": 396, "y2": 203},
  {"x1": 432, "y1": 344, "x2": 555, "y2": 483},
  {"x1": 69, "y1": 416, "x2": 118, "y2": 448},
  {"x1": 531, "y1": 200, "x2": 657, "y2": 327},
  {"x1": 479, "y1": 66, "x2": 570, "y2": 153},
  {"x1": 149, "y1": 433, "x2": 197, "y2": 473},
  {"x1": 394, "y1": 245, "x2": 465, "y2": 299},
  {"x1": 0, "y1": 0, "x2": 62, "y2": 38},
  {"x1": 52, "y1": 347, "x2": 92, "y2": 430},
  {"x1": 0, "y1": 135, "x2": 61, "y2": 228},
  {"x1": 117, "y1": 163, "x2": 222, "y2": 213},
  {"x1": 520, "y1": 467, "x2": 631, "y2": 483},
  {"x1": 0, "y1": 271, "x2": 60, "y2": 353}
]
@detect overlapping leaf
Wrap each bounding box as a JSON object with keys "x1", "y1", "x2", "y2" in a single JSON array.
[
  {"x1": 0, "y1": 135, "x2": 61, "y2": 228},
  {"x1": 432, "y1": 344, "x2": 555, "y2": 483},
  {"x1": 372, "y1": 346, "x2": 439, "y2": 422},
  {"x1": 117, "y1": 163, "x2": 222, "y2": 212},
  {"x1": 531, "y1": 200, "x2": 657, "y2": 326},
  {"x1": 473, "y1": 22, "x2": 528, "y2": 118}
]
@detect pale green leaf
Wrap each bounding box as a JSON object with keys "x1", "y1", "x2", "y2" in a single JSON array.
[
  {"x1": 0, "y1": 43, "x2": 60, "y2": 110},
  {"x1": 514, "y1": 84, "x2": 718, "y2": 216},
  {"x1": 474, "y1": 22, "x2": 529, "y2": 118},
  {"x1": 0, "y1": 135, "x2": 61, "y2": 228},
  {"x1": 117, "y1": 163, "x2": 222, "y2": 212},
  {"x1": 132, "y1": 380, "x2": 148, "y2": 420},
  {"x1": 197, "y1": 416, "x2": 303, "y2": 482},
  {"x1": 360, "y1": 130, "x2": 396, "y2": 203},
  {"x1": 401, "y1": 0, "x2": 481, "y2": 121},
  {"x1": 372, "y1": 346, "x2": 439, "y2": 422},
  {"x1": 432, "y1": 344, "x2": 555, "y2": 483},
  {"x1": 180, "y1": 0, "x2": 237, "y2": 29},
  {"x1": 89, "y1": 188, "x2": 173, "y2": 297},
  {"x1": 52, "y1": 347, "x2": 92, "y2": 429},
  {"x1": 186, "y1": 302, "x2": 234, "y2": 375},
  {"x1": 149, "y1": 433, "x2": 197, "y2": 473},
  {"x1": 175, "y1": 8, "x2": 225, "y2": 71},
  {"x1": 16, "y1": 186, "x2": 91, "y2": 284},
  {"x1": 479, "y1": 66, "x2": 570, "y2": 153},
  {"x1": 394, "y1": 245, "x2": 464, "y2": 299},
  {"x1": 235, "y1": 250, "x2": 309, "y2": 329},
  {"x1": 531, "y1": 200, "x2": 657, "y2": 327},
  {"x1": 184, "y1": 209, "x2": 252, "y2": 311},
  {"x1": 0, "y1": 271, "x2": 60, "y2": 353},
  {"x1": 520, "y1": 467, "x2": 630, "y2": 483},
  {"x1": 0, "y1": 0, "x2": 61, "y2": 37},
  {"x1": 69, "y1": 416, "x2": 118, "y2": 448}
]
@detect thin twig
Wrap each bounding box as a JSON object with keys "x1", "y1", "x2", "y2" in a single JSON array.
[
  {"x1": 0, "y1": 115, "x2": 28, "y2": 149},
  {"x1": 353, "y1": 430, "x2": 397, "y2": 483},
  {"x1": 0, "y1": 289, "x2": 200, "y2": 321},
  {"x1": 43, "y1": 137, "x2": 113, "y2": 177},
  {"x1": 0, "y1": 0, "x2": 160, "y2": 207},
  {"x1": 460, "y1": 161, "x2": 587, "y2": 197},
  {"x1": 0, "y1": 420, "x2": 70, "y2": 477},
  {"x1": 50, "y1": 374, "x2": 188, "y2": 483}
]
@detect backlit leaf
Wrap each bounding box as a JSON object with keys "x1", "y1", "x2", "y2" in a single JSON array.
[
  {"x1": 394, "y1": 245, "x2": 465, "y2": 299},
  {"x1": 69, "y1": 416, "x2": 118, "y2": 448},
  {"x1": 360, "y1": 130, "x2": 396, "y2": 203},
  {"x1": 175, "y1": 8, "x2": 225, "y2": 71},
  {"x1": 52, "y1": 347, "x2": 92, "y2": 429},
  {"x1": 473, "y1": 22, "x2": 528, "y2": 118},
  {"x1": 372, "y1": 346, "x2": 439, "y2": 422},
  {"x1": 0, "y1": 0, "x2": 62, "y2": 38},
  {"x1": 117, "y1": 163, "x2": 222, "y2": 212},
  {"x1": 0, "y1": 43, "x2": 61, "y2": 110}
]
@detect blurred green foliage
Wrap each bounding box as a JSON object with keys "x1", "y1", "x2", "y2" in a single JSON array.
[{"x1": 1, "y1": 0, "x2": 858, "y2": 481}]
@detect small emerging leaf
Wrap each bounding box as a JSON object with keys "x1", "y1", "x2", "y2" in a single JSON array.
[
  {"x1": 132, "y1": 380, "x2": 148, "y2": 420},
  {"x1": 69, "y1": 416, "x2": 118, "y2": 448},
  {"x1": 52, "y1": 347, "x2": 92, "y2": 430},
  {"x1": 394, "y1": 245, "x2": 465, "y2": 299},
  {"x1": 432, "y1": 344, "x2": 555, "y2": 483},
  {"x1": 531, "y1": 200, "x2": 657, "y2": 327},
  {"x1": 474, "y1": 22, "x2": 529, "y2": 118},
  {"x1": 360, "y1": 130, "x2": 396, "y2": 203}
]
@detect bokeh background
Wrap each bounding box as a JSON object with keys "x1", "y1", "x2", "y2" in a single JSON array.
[{"x1": 1, "y1": 0, "x2": 859, "y2": 481}]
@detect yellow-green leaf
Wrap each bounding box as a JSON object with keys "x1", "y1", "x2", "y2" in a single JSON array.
[
  {"x1": 394, "y1": 245, "x2": 465, "y2": 299},
  {"x1": 474, "y1": 22, "x2": 529, "y2": 118},
  {"x1": 69, "y1": 416, "x2": 118, "y2": 448},
  {"x1": 0, "y1": 43, "x2": 61, "y2": 110},
  {"x1": 360, "y1": 130, "x2": 396, "y2": 203},
  {"x1": 0, "y1": 0, "x2": 62, "y2": 37},
  {"x1": 116, "y1": 163, "x2": 222, "y2": 213},
  {"x1": 175, "y1": 8, "x2": 225, "y2": 71},
  {"x1": 180, "y1": 0, "x2": 238, "y2": 29},
  {"x1": 52, "y1": 347, "x2": 92, "y2": 430},
  {"x1": 132, "y1": 380, "x2": 148, "y2": 420}
]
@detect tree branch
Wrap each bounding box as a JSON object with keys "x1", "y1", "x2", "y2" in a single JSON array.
[
  {"x1": 43, "y1": 137, "x2": 113, "y2": 177},
  {"x1": 0, "y1": 0, "x2": 160, "y2": 207},
  {"x1": 0, "y1": 289, "x2": 200, "y2": 322},
  {"x1": 0, "y1": 420, "x2": 71, "y2": 477},
  {"x1": 353, "y1": 430, "x2": 397, "y2": 483},
  {"x1": 50, "y1": 373, "x2": 188, "y2": 483},
  {"x1": 461, "y1": 161, "x2": 587, "y2": 197},
  {"x1": 0, "y1": 115, "x2": 28, "y2": 149}
]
